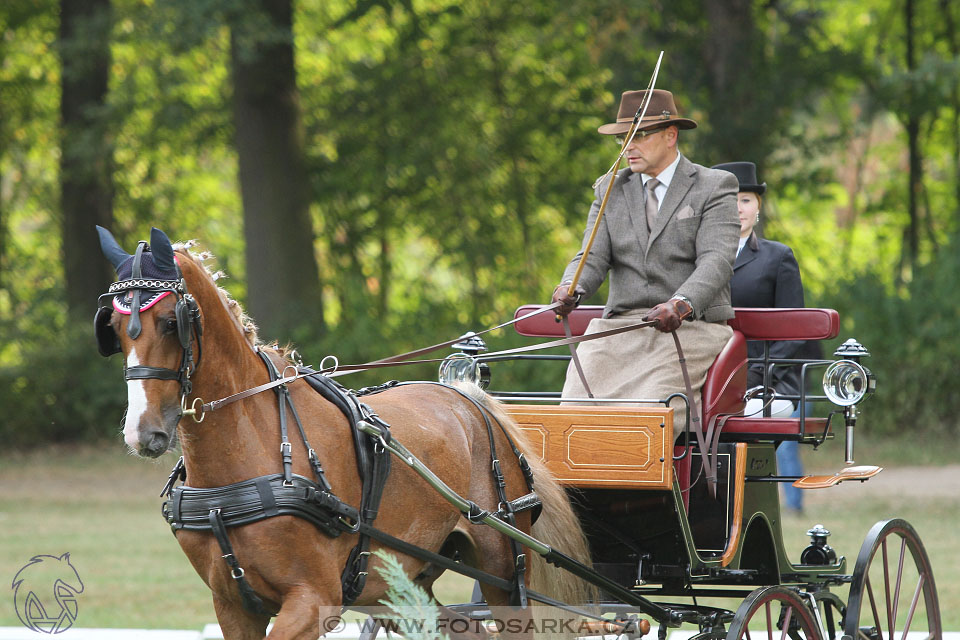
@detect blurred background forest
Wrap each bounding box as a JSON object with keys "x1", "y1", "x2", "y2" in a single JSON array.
[{"x1": 1, "y1": 0, "x2": 958, "y2": 446}]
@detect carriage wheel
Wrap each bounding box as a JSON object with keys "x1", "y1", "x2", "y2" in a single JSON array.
[
  {"x1": 843, "y1": 519, "x2": 941, "y2": 640},
  {"x1": 726, "y1": 586, "x2": 822, "y2": 640}
]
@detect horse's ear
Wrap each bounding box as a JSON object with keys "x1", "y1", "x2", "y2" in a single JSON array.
[
  {"x1": 150, "y1": 227, "x2": 176, "y2": 272},
  {"x1": 97, "y1": 226, "x2": 130, "y2": 270}
]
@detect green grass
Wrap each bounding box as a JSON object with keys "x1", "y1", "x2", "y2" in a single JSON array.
[{"x1": 1, "y1": 442, "x2": 956, "y2": 630}]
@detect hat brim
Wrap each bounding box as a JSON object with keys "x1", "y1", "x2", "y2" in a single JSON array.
[
  {"x1": 739, "y1": 183, "x2": 767, "y2": 195},
  {"x1": 598, "y1": 117, "x2": 698, "y2": 135}
]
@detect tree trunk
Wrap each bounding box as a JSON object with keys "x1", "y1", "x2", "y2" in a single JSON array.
[
  {"x1": 939, "y1": 0, "x2": 960, "y2": 213},
  {"x1": 903, "y1": 0, "x2": 920, "y2": 277},
  {"x1": 230, "y1": 0, "x2": 324, "y2": 343},
  {"x1": 59, "y1": 0, "x2": 114, "y2": 319},
  {"x1": 701, "y1": 0, "x2": 761, "y2": 163}
]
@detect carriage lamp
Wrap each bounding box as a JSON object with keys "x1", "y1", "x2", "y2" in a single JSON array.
[
  {"x1": 821, "y1": 359, "x2": 874, "y2": 406},
  {"x1": 822, "y1": 339, "x2": 876, "y2": 465},
  {"x1": 439, "y1": 353, "x2": 481, "y2": 386},
  {"x1": 439, "y1": 332, "x2": 491, "y2": 389},
  {"x1": 800, "y1": 524, "x2": 837, "y2": 566}
]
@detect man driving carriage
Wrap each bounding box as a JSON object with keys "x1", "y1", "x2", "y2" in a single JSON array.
[{"x1": 551, "y1": 88, "x2": 740, "y2": 439}]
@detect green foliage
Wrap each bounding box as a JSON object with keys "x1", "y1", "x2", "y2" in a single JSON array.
[
  {"x1": 0, "y1": 323, "x2": 126, "y2": 446},
  {"x1": 2, "y1": 0, "x2": 960, "y2": 442},
  {"x1": 817, "y1": 232, "x2": 960, "y2": 435},
  {"x1": 372, "y1": 549, "x2": 449, "y2": 640}
]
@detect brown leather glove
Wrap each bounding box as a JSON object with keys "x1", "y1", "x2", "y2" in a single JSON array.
[
  {"x1": 643, "y1": 298, "x2": 693, "y2": 333},
  {"x1": 551, "y1": 283, "x2": 586, "y2": 318}
]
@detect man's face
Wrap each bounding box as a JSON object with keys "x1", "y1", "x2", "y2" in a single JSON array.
[{"x1": 621, "y1": 125, "x2": 679, "y2": 177}]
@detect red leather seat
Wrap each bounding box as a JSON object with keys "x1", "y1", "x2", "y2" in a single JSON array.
[{"x1": 511, "y1": 305, "x2": 838, "y2": 441}]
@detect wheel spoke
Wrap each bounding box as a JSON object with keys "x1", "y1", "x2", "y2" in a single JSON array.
[
  {"x1": 892, "y1": 537, "x2": 906, "y2": 634},
  {"x1": 882, "y1": 539, "x2": 893, "y2": 640},
  {"x1": 780, "y1": 606, "x2": 793, "y2": 640},
  {"x1": 766, "y1": 602, "x2": 774, "y2": 640},
  {"x1": 866, "y1": 575, "x2": 883, "y2": 638},
  {"x1": 899, "y1": 574, "x2": 925, "y2": 640}
]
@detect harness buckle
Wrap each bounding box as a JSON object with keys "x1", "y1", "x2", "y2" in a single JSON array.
[
  {"x1": 231, "y1": 567, "x2": 245, "y2": 580},
  {"x1": 338, "y1": 516, "x2": 361, "y2": 533}
]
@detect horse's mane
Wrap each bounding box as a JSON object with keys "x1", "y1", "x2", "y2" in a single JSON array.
[
  {"x1": 171, "y1": 241, "x2": 303, "y2": 362},
  {"x1": 173, "y1": 241, "x2": 261, "y2": 348}
]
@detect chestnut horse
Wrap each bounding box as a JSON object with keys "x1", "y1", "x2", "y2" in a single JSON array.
[{"x1": 96, "y1": 228, "x2": 591, "y2": 640}]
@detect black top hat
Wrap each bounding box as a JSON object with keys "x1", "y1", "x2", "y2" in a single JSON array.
[{"x1": 711, "y1": 161, "x2": 766, "y2": 195}]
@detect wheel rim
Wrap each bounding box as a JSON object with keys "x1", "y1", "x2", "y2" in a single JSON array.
[
  {"x1": 727, "y1": 586, "x2": 822, "y2": 640},
  {"x1": 845, "y1": 519, "x2": 941, "y2": 640}
]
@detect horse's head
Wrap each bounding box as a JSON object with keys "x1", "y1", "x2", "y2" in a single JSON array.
[{"x1": 95, "y1": 227, "x2": 203, "y2": 457}]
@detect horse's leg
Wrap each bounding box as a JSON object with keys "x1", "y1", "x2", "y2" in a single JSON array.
[
  {"x1": 265, "y1": 588, "x2": 340, "y2": 640},
  {"x1": 213, "y1": 594, "x2": 270, "y2": 640}
]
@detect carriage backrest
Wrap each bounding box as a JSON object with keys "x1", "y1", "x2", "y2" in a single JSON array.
[{"x1": 512, "y1": 305, "x2": 840, "y2": 432}]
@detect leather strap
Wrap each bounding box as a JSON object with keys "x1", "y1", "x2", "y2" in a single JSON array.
[
  {"x1": 207, "y1": 508, "x2": 276, "y2": 617},
  {"x1": 671, "y1": 330, "x2": 718, "y2": 498},
  {"x1": 369, "y1": 301, "x2": 564, "y2": 364},
  {"x1": 126, "y1": 242, "x2": 147, "y2": 339},
  {"x1": 563, "y1": 316, "x2": 594, "y2": 398}
]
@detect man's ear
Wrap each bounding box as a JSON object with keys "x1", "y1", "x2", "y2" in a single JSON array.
[{"x1": 665, "y1": 125, "x2": 680, "y2": 147}]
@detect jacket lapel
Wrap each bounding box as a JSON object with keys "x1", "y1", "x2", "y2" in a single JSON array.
[
  {"x1": 647, "y1": 155, "x2": 694, "y2": 250},
  {"x1": 617, "y1": 168, "x2": 649, "y2": 252},
  {"x1": 734, "y1": 231, "x2": 759, "y2": 270}
]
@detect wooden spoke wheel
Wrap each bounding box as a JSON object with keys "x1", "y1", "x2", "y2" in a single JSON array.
[
  {"x1": 844, "y1": 518, "x2": 941, "y2": 640},
  {"x1": 726, "y1": 586, "x2": 822, "y2": 640}
]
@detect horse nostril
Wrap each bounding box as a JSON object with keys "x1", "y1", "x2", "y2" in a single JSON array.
[{"x1": 140, "y1": 429, "x2": 170, "y2": 457}]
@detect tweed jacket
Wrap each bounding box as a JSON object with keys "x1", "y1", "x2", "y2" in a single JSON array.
[
  {"x1": 730, "y1": 232, "x2": 807, "y2": 398},
  {"x1": 562, "y1": 155, "x2": 740, "y2": 322}
]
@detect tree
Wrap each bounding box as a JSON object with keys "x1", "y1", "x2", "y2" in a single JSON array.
[
  {"x1": 59, "y1": 0, "x2": 115, "y2": 319},
  {"x1": 230, "y1": 0, "x2": 324, "y2": 343}
]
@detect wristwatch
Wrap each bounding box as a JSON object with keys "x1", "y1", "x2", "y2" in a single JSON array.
[{"x1": 670, "y1": 295, "x2": 694, "y2": 317}]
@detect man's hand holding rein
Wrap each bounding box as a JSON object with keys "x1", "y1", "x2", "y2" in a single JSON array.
[
  {"x1": 552, "y1": 282, "x2": 586, "y2": 318},
  {"x1": 643, "y1": 296, "x2": 693, "y2": 333}
]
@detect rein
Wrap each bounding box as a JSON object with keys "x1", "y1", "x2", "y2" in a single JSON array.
[{"x1": 189, "y1": 309, "x2": 658, "y2": 419}]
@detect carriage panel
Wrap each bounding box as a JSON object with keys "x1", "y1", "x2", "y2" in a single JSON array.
[{"x1": 504, "y1": 405, "x2": 673, "y2": 490}]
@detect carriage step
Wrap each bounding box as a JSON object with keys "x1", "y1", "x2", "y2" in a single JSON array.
[{"x1": 792, "y1": 465, "x2": 882, "y2": 489}]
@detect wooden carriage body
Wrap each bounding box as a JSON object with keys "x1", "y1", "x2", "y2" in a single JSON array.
[{"x1": 497, "y1": 306, "x2": 851, "y2": 597}]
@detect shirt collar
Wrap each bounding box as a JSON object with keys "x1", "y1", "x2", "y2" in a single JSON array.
[{"x1": 641, "y1": 151, "x2": 681, "y2": 188}]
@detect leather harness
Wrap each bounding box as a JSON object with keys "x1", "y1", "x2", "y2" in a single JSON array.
[
  {"x1": 98, "y1": 265, "x2": 545, "y2": 616},
  {"x1": 98, "y1": 262, "x2": 714, "y2": 619}
]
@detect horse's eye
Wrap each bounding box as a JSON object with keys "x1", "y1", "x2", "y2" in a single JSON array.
[{"x1": 164, "y1": 318, "x2": 178, "y2": 334}]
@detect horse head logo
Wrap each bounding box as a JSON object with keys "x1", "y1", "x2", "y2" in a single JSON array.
[{"x1": 11, "y1": 553, "x2": 84, "y2": 633}]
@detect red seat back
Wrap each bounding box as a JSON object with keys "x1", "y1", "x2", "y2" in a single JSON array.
[
  {"x1": 701, "y1": 330, "x2": 747, "y2": 426},
  {"x1": 513, "y1": 304, "x2": 603, "y2": 337}
]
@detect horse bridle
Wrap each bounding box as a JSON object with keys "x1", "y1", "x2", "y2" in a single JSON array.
[{"x1": 94, "y1": 241, "x2": 204, "y2": 418}]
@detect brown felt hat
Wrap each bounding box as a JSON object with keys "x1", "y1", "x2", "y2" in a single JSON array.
[{"x1": 597, "y1": 89, "x2": 698, "y2": 135}]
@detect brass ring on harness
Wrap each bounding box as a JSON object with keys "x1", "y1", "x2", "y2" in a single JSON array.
[{"x1": 181, "y1": 395, "x2": 206, "y2": 423}]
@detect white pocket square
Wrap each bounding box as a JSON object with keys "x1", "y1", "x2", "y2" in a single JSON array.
[{"x1": 676, "y1": 205, "x2": 696, "y2": 220}]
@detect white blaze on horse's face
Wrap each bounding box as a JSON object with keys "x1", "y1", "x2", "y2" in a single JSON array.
[
  {"x1": 123, "y1": 347, "x2": 150, "y2": 450},
  {"x1": 117, "y1": 302, "x2": 184, "y2": 458}
]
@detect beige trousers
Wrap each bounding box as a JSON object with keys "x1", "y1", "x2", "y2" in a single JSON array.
[{"x1": 561, "y1": 311, "x2": 734, "y2": 441}]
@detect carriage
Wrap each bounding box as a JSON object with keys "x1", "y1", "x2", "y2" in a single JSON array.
[
  {"x1": 432, "y1": 304, "x2": 941, "y2": 640},
  {"x1": 94, "y1": 227, "x2": 940, "y2": 640}
]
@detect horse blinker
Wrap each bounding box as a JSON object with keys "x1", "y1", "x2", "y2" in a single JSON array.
[{"x1": 94, "y1": 306, "x2": 121, "y2": 357}]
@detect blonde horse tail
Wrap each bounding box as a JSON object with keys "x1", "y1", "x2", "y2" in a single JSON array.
[{"x1": 457, "y1": 383, "x2": 597, "y2": 608}]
